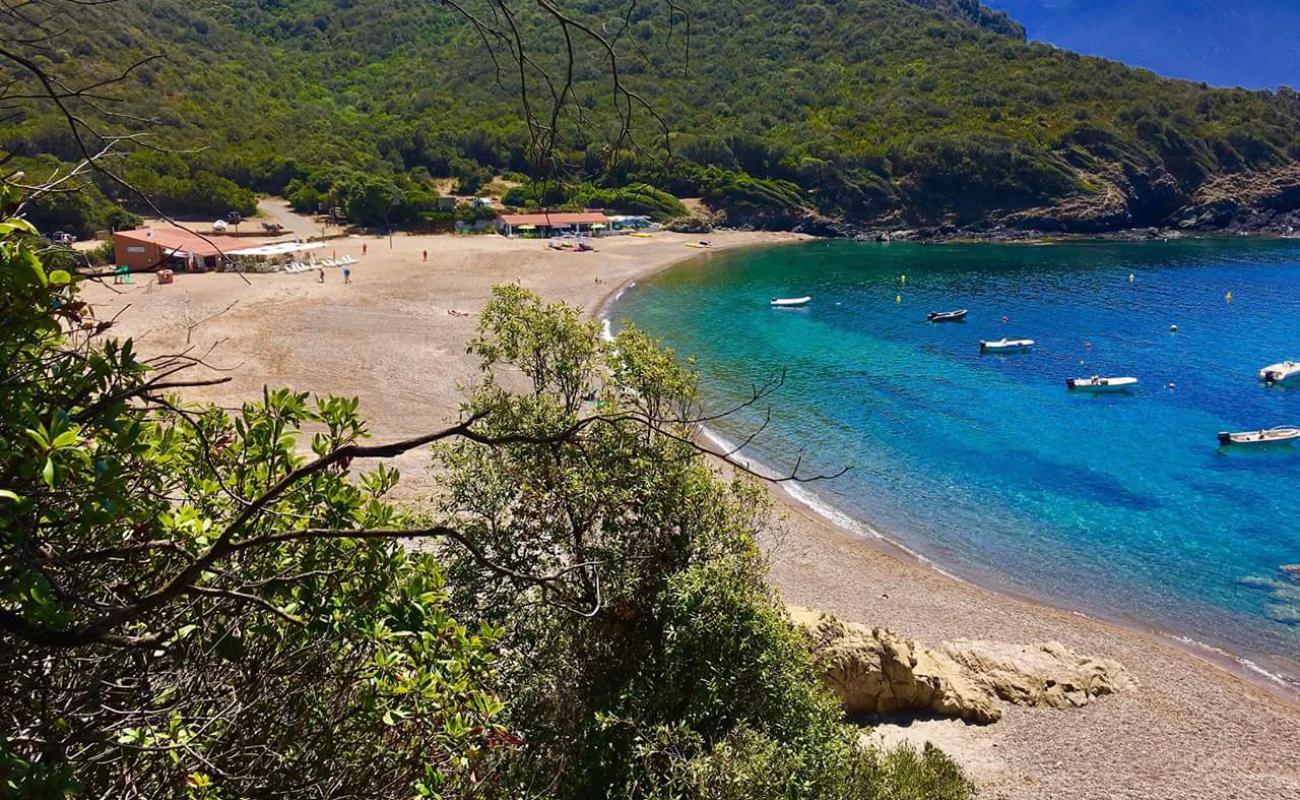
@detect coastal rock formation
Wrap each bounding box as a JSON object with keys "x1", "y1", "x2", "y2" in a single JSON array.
[
  {"x1": 664, "y1": 214, "x2": 714, "y2": 234},
  {"x1": 940, "y1": 640, "x2": 1135, "y2": 710},
  {"x1": 791, "y1": 607, "x2": 1134, "y2": 723},
  {"x1": 792, "y1": 608, "x2": 1002, "y2": 724}
]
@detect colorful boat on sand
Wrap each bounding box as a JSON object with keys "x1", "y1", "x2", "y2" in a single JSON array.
[
  {"x1": 1217, "y1": 426, "x2": 1300, "y2": 447},
  {"x1": 980, "y1": 338, "x2": 1034, "y2": 354},
  {"x1": 1067, "y1": 376, "x2": 1138, "y2": 393}
]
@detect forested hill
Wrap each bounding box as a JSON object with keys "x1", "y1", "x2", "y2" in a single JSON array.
[{"x1": 8, "y1": 0, "x2": 1300, "y2": 237}]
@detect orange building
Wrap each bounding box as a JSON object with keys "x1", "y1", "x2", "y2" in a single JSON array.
[{"x1": 112, "y1": 228, "x2": 258, "y2": 271}]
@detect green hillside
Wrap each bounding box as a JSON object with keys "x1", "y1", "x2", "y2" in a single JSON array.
[{"x1": 7, "y1": 0, "x2": 1300, "y2": 234}]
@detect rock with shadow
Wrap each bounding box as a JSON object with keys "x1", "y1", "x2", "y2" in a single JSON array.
[{"x1": 791, "y1": 607, "x2": 1133, "y2": 725}]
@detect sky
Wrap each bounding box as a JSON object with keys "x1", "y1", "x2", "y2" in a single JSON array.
[{"x1": 990, "y1": 0, "x2": 1300, "y2": 90}]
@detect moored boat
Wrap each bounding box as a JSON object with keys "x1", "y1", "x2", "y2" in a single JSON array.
[
  {"x1": 770, "y1": 296, "x2": 811, "y2": 307},
  {"x1": 980, "y1": 337, "x2": 1034, "y2": 353},
  {"x1": 1217, "y1": 426, "x2": 1300, "y2": 447},
  {"x1": 1067, "y1": 375, "x2": 1138, "y2": 393},
  {"x1": 927, "y1": 309, "x2": 968, "y2": 322},
  {"x1": 1259, "y1": 361, "x2": 1300, "y2": 386}
]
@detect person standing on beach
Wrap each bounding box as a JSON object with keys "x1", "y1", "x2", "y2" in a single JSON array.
[
  {"x1": 317, "y1": 267, "x2": 325, "y2": 283},
  {"x1": 362, "y1": 243, "x2": 368, "y2": 255},
  {"x1": 422, "y1": 249, "x2": 428, "y2": 262},
  {"x1": 343, "y1": 266, "x2": 351, "y2": 284}
]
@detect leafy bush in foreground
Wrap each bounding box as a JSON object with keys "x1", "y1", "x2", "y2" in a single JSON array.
[
  {"x1": 432, "y1": 285, "x2": 976, "y2": 798},
  {"x1": 0, "y1": 201, "x2": 973, "y2": 798},
  {"x1": 0, "y1": 197, "x2": 504, "y2": 798}
]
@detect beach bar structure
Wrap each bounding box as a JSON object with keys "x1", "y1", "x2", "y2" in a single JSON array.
[
  {"x1": 112, "y1": 228, "x2": 320, "y2": 272},
  {"x1": 497, "y1": 211, "x2": 610, "y2": 238}
]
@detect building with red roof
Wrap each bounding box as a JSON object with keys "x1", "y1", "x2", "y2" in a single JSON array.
[
  {"x1": 497, "y1": 211, "x2": 610, "y2": 238},
  {"x1": 112, "y1": 228, "x2": 289, "y2": 271}
]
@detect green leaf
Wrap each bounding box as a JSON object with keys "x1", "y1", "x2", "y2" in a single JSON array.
[
  {"x1": 0, "y1": 489, "x2": 20, "y2": 502},
  {"x1": 42, "y1": 457, "x2": 55, "y2": 488},
  {"x1": 48, "y1": 269, "x2": 72, "y2": 285}
]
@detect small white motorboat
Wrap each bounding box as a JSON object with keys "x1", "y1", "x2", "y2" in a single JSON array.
[
  {"x1": 980, "y1": 338, "x2": 1034, "y2": 354},
  {"x1": 770, "y1": 296, "x2": 811, "y2": 307},
  {"x1": 1067, "y1": 376, "x2": 1138, "y2": 393},
  {"x1": 927, "y1": 309, "x2": 968, "y2": 322},
  {"x1": 1218, "y1": 426, "x2": 1300, "y2": 447},
  {"x1": 1259, "y1": 361, "x2": 1300, "y2": 386}
]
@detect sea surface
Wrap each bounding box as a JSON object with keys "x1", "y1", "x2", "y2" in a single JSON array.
[{"x1": 606, "y1": 238, "x2": 1300, "y2": 686}]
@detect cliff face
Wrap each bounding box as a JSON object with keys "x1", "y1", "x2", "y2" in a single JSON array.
[{"x1": 1003, "y1": 162, "x2": 1300, "y2": 236}]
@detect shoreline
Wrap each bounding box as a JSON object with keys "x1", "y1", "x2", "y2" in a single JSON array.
[
  {"x1": 593, "y1": 241, "x2": 1300, "y2": 710},
  {"x1": 84, "y1": 224, "x2": 1300, "y2": 797}
]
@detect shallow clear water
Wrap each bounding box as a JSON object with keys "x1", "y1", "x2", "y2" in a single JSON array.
[{"x1": 607, "y1": 238, "x2": 1300, "y2": 683}]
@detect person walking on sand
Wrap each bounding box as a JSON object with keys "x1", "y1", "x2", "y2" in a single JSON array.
[
  {"x1": 362, "y1": 243, "x2": 368, "y2": 256},
  {"x1": 422, "y1": 249, "x2": 427, "y2": 262},
  {"x1": 343, "y1": 266, "x2": 351, "y2": 284},
  {"x1": 317, "y1": 267, "x2": 325, "y2": 283}
]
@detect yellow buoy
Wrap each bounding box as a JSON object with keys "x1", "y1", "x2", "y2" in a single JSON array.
[
  {"x1": 1225, "y1": 291, "x2": 1233, "y2": 304},
  {"x1": 895, "y1": 294, "x2": 902, "y2": 304},
  {"x1": 900, "y1": 274, "x2": 907, "y2": 285}
]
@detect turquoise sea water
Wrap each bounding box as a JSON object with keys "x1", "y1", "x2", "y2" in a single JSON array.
[{"x1": 607, "y1": 239, "x2": 1300, "y2": 685}]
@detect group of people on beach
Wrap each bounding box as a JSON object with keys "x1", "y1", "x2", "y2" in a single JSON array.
[{"x1": 316, "y1": 266, "x2": 352, "y2": 284}]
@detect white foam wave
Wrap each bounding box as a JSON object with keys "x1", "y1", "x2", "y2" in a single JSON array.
[
  {"x1": 692, "y1": 427, "x2": 1300, "y2": 697},
  {"x1": 696, "y1": 424, "x2": 962, "y2": 582},
  {"x1": 1166, "y1": 634, "x2": 1298, "y2": 689}
]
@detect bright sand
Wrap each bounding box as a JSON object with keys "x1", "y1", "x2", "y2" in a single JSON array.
[{"x1": 82, "y1": 222, "x2": 1300, "y2": 799}]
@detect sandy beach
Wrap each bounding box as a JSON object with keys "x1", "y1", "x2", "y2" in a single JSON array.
[{"x1": 83, "y1": 219, "x2": 1300, "y2": 799}]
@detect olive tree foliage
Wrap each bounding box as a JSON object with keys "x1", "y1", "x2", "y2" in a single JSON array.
[
  {"x1": 0, "y1": 201, "x2": 517, "y2": 799},
  {"x1": 431, "y1": 285, "x2": 973, "y2": 799}
]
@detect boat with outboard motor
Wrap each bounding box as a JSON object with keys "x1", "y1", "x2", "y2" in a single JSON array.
[
  {"x1": 1067, "y1": 376, "x2": 1138, "y2": 393},
  {"x1": 1259, "y1": 361, "x2": 1300, "y2": 386},
  {"x1": 980, "y1": 337, "x2": 1034, "y2": 354},
  {"x1": 927, "y1": 309, "x2": 968, "y2": 322},
  {"x1": 1217, "y1": 426, "x2": 1300, "y2": 447}
]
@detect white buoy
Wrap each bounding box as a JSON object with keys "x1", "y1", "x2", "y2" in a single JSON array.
[{"x1": 1169, "y1": 324, "x2": 1178, "y2": 333}]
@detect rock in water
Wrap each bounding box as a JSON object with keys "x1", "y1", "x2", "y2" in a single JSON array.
[
  {"x1": 791, "y1": 607, "x2": 1002, "y2": 724},
  {"x1": 939, "y1": 640, "x2": 1135, "y2": 710},
  {"x1": 1281, "y1": 564, "x2": 1300, "y2": 580}
]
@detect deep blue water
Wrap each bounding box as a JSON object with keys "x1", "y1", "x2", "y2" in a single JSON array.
[{"x1": 607, "y1": 239, "x2": 1300, "y2": 683}]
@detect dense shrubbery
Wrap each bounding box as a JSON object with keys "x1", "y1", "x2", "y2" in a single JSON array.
[
  {"x1": 11, "y1": 0, "x2": 1300, "y2": 232},
  {"x1": 11, "y1": 157, "x2": 142, "y2": 236},
  {"x1": 1, "y1": 206, "x2": 974, "y2": 798},
  {"x1": 498, "y1": 180, "x2": 687, "y2": 218}
]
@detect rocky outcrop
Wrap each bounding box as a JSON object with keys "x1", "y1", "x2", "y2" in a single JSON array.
[
  {"x1": 793, "y1": 608, "x2": 1002, "y2": 724},
  {"x1": 1174, "y1": 162, "x2": 1300, "y2": 230},
  {"x1": 791, "y1": 607, "x2": 1133, "y2": 724},
  {"x1": 940, "y1": 640, "x2": 1135, "y2": 710},
  {"x1": 664, "y1": 213, "x2": 715, "y2": 234}
]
